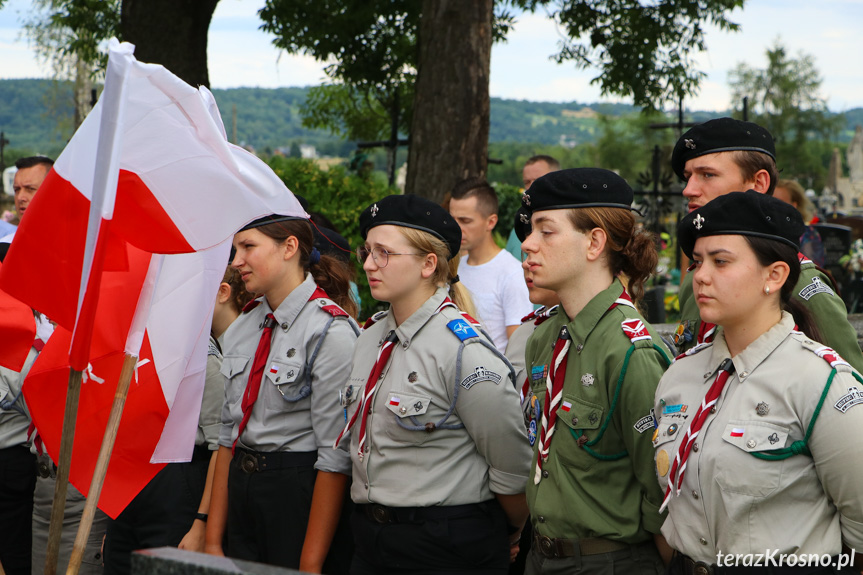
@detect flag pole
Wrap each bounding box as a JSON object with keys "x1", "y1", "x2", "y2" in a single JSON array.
[
  {"x1": 43, "y1": 368, "x2": 84, "y2": 575},
  {"x1": 66, "y1": 353, "x2": 137, "y2": 575}
]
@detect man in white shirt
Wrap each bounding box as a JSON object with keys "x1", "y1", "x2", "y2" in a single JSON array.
[{"x1": 449, "y1": 178, "x2": 532, "y2": 351}]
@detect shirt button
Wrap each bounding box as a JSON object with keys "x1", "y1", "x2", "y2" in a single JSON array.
[
  {"x1": 576, "y1": 344, "x2": 584, "y2": 352},
  {"x1": 747, "y1": 439, "x2": 757, "y2": 448},
  {"x1": 571, "y1": 417, "x2": 578, "y2": 425},
  {"x1": 692, "y1": 443, "x2": 699, "y2": 452},
  {"x1": 740, "y1": 371, "x2": 749, "y2": 379},
  {"x1": 691, "y1": 490, "x2": 699, "y2": 499},
  {"x1": 700, "y1": 537, "x2": 708, "y2": 546},
  {"x1": 364, "y1": 483, "x2": 369, "y2": 489},
  {"x1": 538, "y1": 516, "x2": 546, "y2": 523},
  {"x1": 542, "y1": 470, "x2": 549, "y2": 479},
  {"x1": 710, "y1": 407, "x2": 717, "y2": 414}
]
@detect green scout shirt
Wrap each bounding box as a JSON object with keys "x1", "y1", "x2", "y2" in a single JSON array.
[
  {"x1": 676, "y1": 262, "x2": 863, "y2": 373},
  {"x1": 525, "y1": 278, "x2": 670, "y2": 543}
]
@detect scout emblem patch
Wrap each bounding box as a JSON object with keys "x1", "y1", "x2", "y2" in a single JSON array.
[
  {"x1": 621, "y1": 319, "x2": 651, "y2": 342},
  {"x1": 532, "y1": 364, "x2": 549, "y2": 381},
  {"x1": 834, "y1": 387, "x2": 863, "y2": 413},
  {"x1": 633, "y1": 414, "x2": 655, "y2": 433},
  {"x1": 528, "y1": 419, "x2": 537, "y2": 446},
  {"x1": 674, "y1": 320, "x2": 692, "y2": 346},
  {"x1": 656, "y1": 450, "x2": 669, "y2": 477},
  {"x1": 581, "y1": 373, "x2": 594, "y2": 387},
  {"x1": 460, "y1": 366, "x2": 502, "y2": 389},
  {"x1": 798, "y1": 276, "x2": 835, "y2": 300},
  {"x1": 768, "y1": 432, "x2": 780, "y2": 444},
  {"x1": 447, "y1": 318, "x2": 478, "y2": 341}
]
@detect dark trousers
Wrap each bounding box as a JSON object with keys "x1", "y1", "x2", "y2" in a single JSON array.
[
  {"x1": 526, "y1": 540, "x2": 663, "y2": 575},
  {"x1": 226, "y1": 456, "x2": 353, "y2": 574},
  {"x1": 350, "y1": 500, "x2": 510, "y2": 575},
  {"x1": 103, "y1": 455, "x2": 210, "y2": 575},
  {"x1": 0, "y1": 446, "x2": 36, "y2": 575}
]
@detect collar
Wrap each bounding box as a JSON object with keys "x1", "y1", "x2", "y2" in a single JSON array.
[
  {"x1": 565, "y1": 277, "x2": 627, "y2": 346},
  {"x1": 263, "y1": 273, "x2": 318, "y2": 329},
  {"x1": 706, "y1": 312, "x2": 795, "y2": 383},
  {"x1": 383, "y1": 287, "x2": 449, "y2": 350}
]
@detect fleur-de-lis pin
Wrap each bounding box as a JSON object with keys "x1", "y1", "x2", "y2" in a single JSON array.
[{"x1": 693, "y1": 214, "x2": 705, "y2": 230}]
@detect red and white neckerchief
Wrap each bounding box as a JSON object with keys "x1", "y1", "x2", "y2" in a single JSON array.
[
  {"x1": 519, "y1": 306, "x2": 559, "y2": 404},
  {"x1": 533, "y1": 287, "x2": 630, "y2": 484},
  {"x1": 659, "y1": 357, "x2": 735, "y2": 512},
  {"x1": 333, "y1": 330, "x2": 399, "y2": 459},
  {"x1": 435, "y1": 297, "x2": 481, "y2": 326},
  {"x1": 697, "y1": 321, "x2": 717, "y2": 345},
  {"x1": 798, "y1": 252, "x2": 813, "y2": 265}
]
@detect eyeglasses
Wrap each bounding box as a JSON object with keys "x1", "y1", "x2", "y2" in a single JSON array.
[{"x1": 356, "y1": 246, "x2": 425, "y2": 268}]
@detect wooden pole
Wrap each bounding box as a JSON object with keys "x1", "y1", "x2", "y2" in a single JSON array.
[
  {"x1": 43, "y1": 368, "x2": 84, "y2": 575},
  {"x1": 66, "y1": 353, "x2": 138, "y2": 575}
]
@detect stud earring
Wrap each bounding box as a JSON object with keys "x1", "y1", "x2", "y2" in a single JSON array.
[{"x1": 764, "y1": 286, "x2": 770, "y2": 295}]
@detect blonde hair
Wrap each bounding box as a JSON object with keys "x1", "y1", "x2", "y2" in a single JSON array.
[{"x1": 399, "y1": 227, "x2": 478, "y2": 319}]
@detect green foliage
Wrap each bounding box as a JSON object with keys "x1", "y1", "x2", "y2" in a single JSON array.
[
  {"x1": 494, "y1": 182, "x2": 523, "y2": 240},
  {"x1": 729, "y1": 41, "x2": 845, "y2": 190},
  {"x1": 265, "y1": 156, "x2": 396, "y2": 318},
  {"x1": 515, "y1": 0, "x2": 744, "y2": 110},
  {"x1": 300, "y1": 83, "x2": 411, "y2": 143}
]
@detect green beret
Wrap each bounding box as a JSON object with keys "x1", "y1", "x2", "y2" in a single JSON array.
[
  {"x1": 678, "y1": 190, "x2": 803, "y2": 259},
  {"x1": 671, "y1": 117, "x2": 775, "y2": 181},
  {"x1": 521, "y1": 168, "x2": 634, "y2": 215},
  {"x1": 360, "y1": 194, "x2": 461, "y2": 260}
]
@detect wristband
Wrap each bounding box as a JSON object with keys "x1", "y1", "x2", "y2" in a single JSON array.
[{"x1": 195, "y1": 512, "x2": 208, "y2": 522}]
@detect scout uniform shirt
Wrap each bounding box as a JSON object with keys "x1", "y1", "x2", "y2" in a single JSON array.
[
  {"x1": 675, "y1": 259, "x2": 863, "y2": 373},
  {"x1": 346, "y1": 287, "x2": 532, "y2": 507},
  {"x1": 654, "y1": 312, "x2": 863, "y2": 563},
  {"x1": 0, "y1": 348, "x2": 37, "y2": 450},
  {"x1": 506, "y1": 305, "x2": 558, "y2": 412},
  {"x1": 218, "y1": 274, "x2": 357, "y2": 475},
  {"x1": 525, "y1": 278, "x2": 670, "y2": 543}
]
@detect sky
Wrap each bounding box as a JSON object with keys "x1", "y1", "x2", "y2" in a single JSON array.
[{"x1": 1, "y1": 0, "x2": 862, "y2": 113}]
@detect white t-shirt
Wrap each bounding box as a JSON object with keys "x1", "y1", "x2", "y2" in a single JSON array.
[{"x1": 459, "y1": 250, "x2": 532, "y2": 351}]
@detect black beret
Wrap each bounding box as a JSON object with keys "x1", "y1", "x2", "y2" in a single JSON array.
[
  {"x1": 513, "y1": 206, "x2": 532, "y2": 242},
  {"x1": 314, "y1": 226, "x2": 351, "y2": 264},
  {"x1": 360, "y1": 194, "x2": 461, "y2": 260},
  {"x1": 678, "y1": 190, "x2": 803, "y2": 259},
  {"x1": 671, "y1": 117, "x2": 775, "y2": 181},
  {"x1": 240, "y1": 214, "x2": 306, "y2": 231},
  {"x1": 521, "y1": 168, "x2": 634, "y2": 214}
]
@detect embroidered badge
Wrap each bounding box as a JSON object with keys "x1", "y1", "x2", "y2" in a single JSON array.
[
  {"x1": 622, "y1": 319, "x2": 651, "y2": 342},
  {"x1": 528, "y1": 419, "x2": 537, "y2": 446},
  {"x1": 673, "y1": 320, "x2": 692, "y2": 346},
  {"x1": 447, "y1": 319, "x2": 478, "y2": 341},
  {"x1": 561, "y1": 401, "x2": 572, "y2": 412},
  {"x1": 633, "y1": 414, "x2": 655, "y2": 433},
  {"x1": 531, "y1": 364, "x2": 549, "y2": 381},
  {"x1": 413, "y1": 401, "x2": 423, "y2": 412},
  {"x1": 460, "y1": 366, "x2": 502, "y2": 389},
  {"x1": 693, "y1": 214, "x2": 705, "y2": 230},
  {"x1": 798, "y1": 276, "x2": 835, "y2": 300},
  {"x1": 730, "y1": 427, "x2": 745, "y2": 437},
  {"x1": 756, "y1": 402, "x2": 769, "y2": 416},
  {"x1": 588, "y1": 411, "x2": 599, "y2": 425},
  {"x1": 834, "y1": 387, "x2": 863, "y2": 413},
  {"x1": 662, "y1": 403, "x2": 688, "y2": 415},
  {"x1": 581, "y1": 373, "x2": 595, "y2": 387}
]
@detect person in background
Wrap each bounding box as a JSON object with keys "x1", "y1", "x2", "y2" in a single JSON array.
[
  {"x1": 774, "y1": 178, "x2": 826, "y2": 267},
  {"x1": 505, "y1": 156, "x2": 561, "y2": 262}
]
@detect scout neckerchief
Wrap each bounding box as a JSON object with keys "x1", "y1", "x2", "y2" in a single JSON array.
[
  {"x1": 534, "y1": 288, "x2": 631, "y2": 484},
  {"x1": 519, "y1": 305, "x2": 558, "y2": 405},
  {"x1": 659, "y1": 357, "x2": 734, "y2": 512},
  {"x1": 235, "y1": 287, "x2": 345, "y2": 454}
]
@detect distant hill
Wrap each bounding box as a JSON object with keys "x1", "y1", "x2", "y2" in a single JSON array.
[{"x1": 1, "y1": 78, "x2": 861, "y2": 159}]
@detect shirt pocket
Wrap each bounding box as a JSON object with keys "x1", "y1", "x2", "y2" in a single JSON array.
[
  {"x1": 715, "y1": 420, "x2": 789, "y2": 497},
  {"x1": 653, "y1": 417, "x2": 683, "y2": 489},
  {"x1": 220, "y1": 355, "x2": 249, "y2": 406},
  {"x1": 383, "y1": 390, "x2": 433, "y2": 446},
  {"x1": 554, "y1": 395, "x2": 604, "y2": 471},
  {"x1": 263, "y1": 360, "x2": 308, "y2": 409}
]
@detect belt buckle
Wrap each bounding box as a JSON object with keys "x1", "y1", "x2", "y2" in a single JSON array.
[
  {"x1": 240, "y1": 452, "x2": 258, "y2": 474},
  {"x1": 37, "y1": 461, "x2": 51, "y2": 478},
  {"x1": 693, "y1": 563, "x2": 712, "y2": 575},
  {"x1": 371, "y1": 505, "x2": 391, "y2": 524},
  {"x1": 537, "y1": 536, "x2": 556, "y2": 558}
]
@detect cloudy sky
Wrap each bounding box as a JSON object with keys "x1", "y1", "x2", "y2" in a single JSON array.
[{"x1": 1, "y1": 0, "x2": 862, "y2": 112}]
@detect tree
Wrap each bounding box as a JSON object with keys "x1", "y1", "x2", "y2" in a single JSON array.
[{"x1": 729, "y1": 41, "x2": 843, "y2": 188}]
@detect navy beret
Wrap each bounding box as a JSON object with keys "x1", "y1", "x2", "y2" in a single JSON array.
[
  {"x1": 521, "y1": 168, "x2": 634, "y2": 215},
  {"x1": 360, "y1": 194, "x2": 461, "y2": 260},
  {"x1": 678, "y1": 190, "x2": 803, "y2": 259},
  {"x1": 671, "y1": 117, "x2": 775, "y2": 181},
  {"x1": 240, "y1": 214, "x2": 306, "y2": 231}
]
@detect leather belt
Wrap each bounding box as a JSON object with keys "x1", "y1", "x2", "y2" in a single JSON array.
[
  {"x1": 234, "y1": 448, "x2": 317, "y2": 474},
  {"x1": 681, "y1": 555, "x2": 715, "y2": 575},
  {"x1": 533, "y1": 533, "x2": 629, "y2": 558},
  {"x1": 358, "y1": 502, "x2": 489, "y2": 525}
]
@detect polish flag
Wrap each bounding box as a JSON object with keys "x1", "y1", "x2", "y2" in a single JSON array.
[
  {"x1": 730, "y1": 428, "x2": 745, "y2": 437},
  {"x1": 0, "y1": 261, "x2": 36, "y2": 371},
  {"x1": 561, "y1": 401, "x2": 572, "y2": 412},
  {"x1": 389, "y1": 396, "x2": 401, "y2": 406},
  {"x1": 0, "y1": 39, "x2": 305, "y2": 369}
]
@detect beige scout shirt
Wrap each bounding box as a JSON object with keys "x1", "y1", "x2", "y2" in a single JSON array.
[
  {"x1": 346, "y1": 287, "x2": 532, "y2": 507},
  {"x1": 219, "y1": 274, "x2": 357, "y2": 475},
  {"x1": 0, "y1": 348, "x2": 37, "y2": 449},
  {"x1": 195, "y1": 336, "x2": 223, "y2": 450},
  {"x1": 654, "y1": 312, "x2": 863, "y2": 563},
  {"x1": 505, "y1": 319, "x2": 534, "y2": 392}
]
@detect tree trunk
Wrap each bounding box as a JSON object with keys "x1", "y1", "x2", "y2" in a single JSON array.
[
  {"x1": 405, "y1": 0, "x2": 493, "y2": 203},
  {"x1": 120, "y1": 0, "x2": 219, "y2": 87}
]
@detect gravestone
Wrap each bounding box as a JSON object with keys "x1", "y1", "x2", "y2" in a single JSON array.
[{"x1": 813, "y1": 223, "x2": 852, "y2": 299}]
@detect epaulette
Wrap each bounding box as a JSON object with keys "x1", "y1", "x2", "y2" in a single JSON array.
[
  {"x1": 798, "y1": 252, "x2": 813, "y2": 265},
  {"x1": 362, "y1": 310, "x2": 388, "y2": 330},
  {"x1": 309, "y1": 286, "x2": 350, "y2": 318},
  {"x1": 621, "y1": 318, "x2": 652, "y2": 343},
  {"x1": 242, "y1": 298, "x2": 262, "y2": 313},
  {"x1": 674, "y1": 341, "x2": 711, "y2": 361},
  {"x1": 792, "y1": 330, "x2": 852, "y2": 371},
  {"x1": 446, "y1": 317, "x2": 480, "y2": 342}
]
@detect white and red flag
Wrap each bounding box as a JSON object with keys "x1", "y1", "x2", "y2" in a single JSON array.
[{"x1": 0, "y1": 39, "x2": 305, "y2": 517}]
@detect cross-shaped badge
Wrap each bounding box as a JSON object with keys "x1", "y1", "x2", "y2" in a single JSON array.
[
  {"x1": 522, "y1": 194, "x2": 531, "y2": 206},
  {"x1": 371, "y1": 204, "x2": 379, "y2": 217},
  {"x1": 519, "y1": 213, "x2": 530, "y2": 224},
  {"x1": 685, "y1": 139, "x2": 696, "y2": 150},
  {"x1": 693, "y1": 214, "x2": 705, "y2": 230}
]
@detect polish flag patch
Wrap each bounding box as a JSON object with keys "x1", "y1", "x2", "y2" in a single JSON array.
[
  {"x1": 389, "y1": 396, "x2": 400, "y2": 406},
  {"x1": 269, "y1": 364, "x2": 279, "y2": 375},
  {"x1": 730, "y1": 428, "x2": 745, "y2": 437},
  {"x1": 561, "y1": 401, "x2": 572, "y2": 412}
]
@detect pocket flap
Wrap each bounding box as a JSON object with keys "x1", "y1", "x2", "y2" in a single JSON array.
[
  {"x1": 340, "y1": 382, "x2": 363, "y2": 407},
  {"x1": 264, "y1": 361, "x2": 302, "y2": 386},
  {"x1": 721, "y1": 421, "x2": 789, "y2": 452},
  {"x1": 557, "y1": 396, "x2": 604, "y2": 431},
  {"x1": 220, "y1": 355, "x2": 249, "y2": 379},
  {"x1": 384, "y1": 392, "x2": 432, "y2": 418}
]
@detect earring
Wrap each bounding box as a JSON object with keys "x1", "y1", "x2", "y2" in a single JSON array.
[{"x1": 764, "y1": 286, "x2": 770, "y2": 295}]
